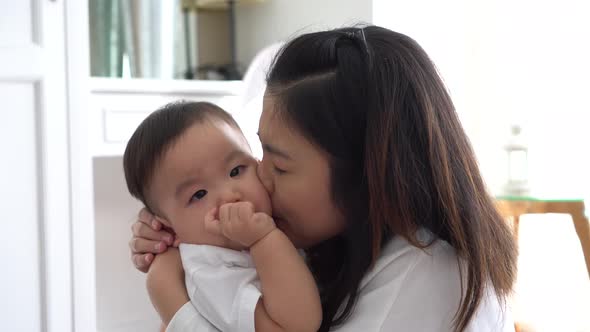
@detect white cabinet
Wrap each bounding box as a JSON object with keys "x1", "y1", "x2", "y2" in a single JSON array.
[
  {"x1": 89, "y1": 78, "x2": 244, "y2": 157},
  {"x1": 0, "y1": 0, "x2": 75, "y2": 331}
]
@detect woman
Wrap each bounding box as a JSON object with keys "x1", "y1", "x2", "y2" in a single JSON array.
[{"x1": 130, "y1": 25, "x2": 517, "y2": 331}]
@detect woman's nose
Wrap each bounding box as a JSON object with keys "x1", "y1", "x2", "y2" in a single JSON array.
[{"x1": 257, "y1": 161, "x2": 274, "y2": 194}]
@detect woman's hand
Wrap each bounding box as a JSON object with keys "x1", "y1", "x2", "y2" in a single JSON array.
[
  {"x1": 146, "y1": 247, "x2": 189, "y2": 325},
  {"x1": 130, "y1": 208, "x2": 176, "y2": 273}
]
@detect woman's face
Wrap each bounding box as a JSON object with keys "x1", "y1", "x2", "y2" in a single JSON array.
[{"x1": 257, "y1": 95, "x2": 346, "y2": 248}]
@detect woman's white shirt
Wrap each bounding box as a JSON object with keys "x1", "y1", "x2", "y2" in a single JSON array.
[
  {"x1": 330, "y1": 229, "x2": 514, "y2": 331},
  {"x1": 167, "y1": 229, "x2": 514, "y2": 332}
]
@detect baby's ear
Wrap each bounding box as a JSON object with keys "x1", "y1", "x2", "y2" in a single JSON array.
[{"x1": 155, "y1": 215, "x2": 172, "y2": 228}]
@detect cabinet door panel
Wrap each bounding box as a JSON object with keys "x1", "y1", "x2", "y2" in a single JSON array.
[
  {"x1": 0, "y1": 0, "x2": 72, "y2": 331},
  {"x1": 0, "y1": 0, "x2": 35, "y2": 46},
  {"x1": 0, "y1": 82, "x2": 42, "y2": 332}
]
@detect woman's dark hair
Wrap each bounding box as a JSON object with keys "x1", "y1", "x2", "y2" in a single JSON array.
[{"x1": 266, "y1": 25, "x2": 517, "y2": 331}]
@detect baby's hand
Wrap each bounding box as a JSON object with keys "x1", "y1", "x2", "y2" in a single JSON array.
[{"x1": 204, "y1": 202, "x2": 276, "y2": 248}]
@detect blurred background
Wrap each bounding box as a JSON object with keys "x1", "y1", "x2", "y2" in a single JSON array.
[{"x1": 0, "y1": 0, "x2": 588, "y2": 331}]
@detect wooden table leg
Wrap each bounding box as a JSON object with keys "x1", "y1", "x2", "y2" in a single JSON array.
[
  {"x1": 571, "y1": 212, "x2": 590, "y2": 279},
  {"x1": 513, "y1": 215, "x2": 520, "y2": 240}
]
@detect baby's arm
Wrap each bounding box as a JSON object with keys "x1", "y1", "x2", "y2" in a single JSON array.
[
  {"x1": 145, "y1": 248, "x2": 189, "y2": 326},
  {"x1": 251, "y1": 228, "x2": 322, "y2": 332},
  {"x1": 206, "y1": 203, "x2": 322, "y2": 332}
]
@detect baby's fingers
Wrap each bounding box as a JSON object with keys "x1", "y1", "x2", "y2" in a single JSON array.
[
  {"x1": 132, "y1": 253, "x2": 154, "y2": 273},
  {"x1": 131, "y1": 221, "x2": 173, "y2": 244},
  {"x1": 238, "y1": 202, "x2": 255, "y2": 222},
  {"x1": 138, "y1": 208, "x2": 161, "y2": 230},
  {"x1": 204, "y1": 207, "x2": 223, "y2": 236},
  {"x1": 129, "y1": 237, "x2": 168, "y2": 255}
]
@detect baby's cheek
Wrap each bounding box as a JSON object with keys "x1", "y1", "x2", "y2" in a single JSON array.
[
  {"x1": 255, "y1": 183, "x2": 272, "y2": 215},
  {"x1": 262, "y1": 195, "x2": 272, "y2": 215}
]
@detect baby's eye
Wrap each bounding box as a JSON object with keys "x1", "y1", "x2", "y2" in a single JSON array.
[
  {"x1": 190, "y1": 189, "x2": 207, "y2": 202},
  {"x1": 230, "y1": 165, "x2": 245, "y2": 177}
]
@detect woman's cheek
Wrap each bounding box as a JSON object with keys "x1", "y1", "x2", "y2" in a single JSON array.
[
  {"x1": 257, "y1": 161, "x2": 274, "y2": 194},
  {"x1": 250, "y1": 174, "x2": 272, "y2": 215},
  {"x1": 259, "y1": 186, "x2": 273, "y2": 215}
]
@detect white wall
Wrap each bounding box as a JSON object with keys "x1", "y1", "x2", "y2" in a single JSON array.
[
  {"x1": 94, "y1": 157, "x2": 160, "y2": 332},
  {"x1": 373, "y1": 0, "x2": 493, "y2": 185},
  {"x1": 469, "y1": 0, "x2": 590, "y2": 198},
  {"x1": 373, "y1": 0, "x2": 590, "y2": 196},
  {"x1": 236, "y1": 0, "x2": 372, "y2": 68}
]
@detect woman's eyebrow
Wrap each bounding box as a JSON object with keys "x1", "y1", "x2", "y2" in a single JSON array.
[{"x1": 257, "y1": 132, "x2": 292, "y2": 160}]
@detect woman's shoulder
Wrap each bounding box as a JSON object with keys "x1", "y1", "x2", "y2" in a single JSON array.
[
  {"x1": 360, "y1": 228, "x2": 459, "y2": 291},
  {"x1": 332, "y1": 230, "x2": 513, "y2": 331}
]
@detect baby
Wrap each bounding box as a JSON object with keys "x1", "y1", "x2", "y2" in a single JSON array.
[{"x1": 123, "y1": 101, "x2": 321, "y2": 332}]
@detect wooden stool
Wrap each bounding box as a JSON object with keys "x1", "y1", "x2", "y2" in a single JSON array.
[{"x1": 495, "y1": 196, "x2": 590, "y2": 279}]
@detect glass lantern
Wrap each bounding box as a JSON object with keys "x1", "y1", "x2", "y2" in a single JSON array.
[{"x1": 502, "y1": 124, "x2": 530, "y2": 196}]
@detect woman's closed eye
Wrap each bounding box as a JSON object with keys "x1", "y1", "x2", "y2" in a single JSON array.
[
  {"x1": 230, "y1": 165, "x2": 246, "y2": 177},
  {"x1": 273, "y1": 165, "x2": 286, "y2": 175},
  {"x1": 189, "y1": 189, "x2": 207, "y2": 203}
]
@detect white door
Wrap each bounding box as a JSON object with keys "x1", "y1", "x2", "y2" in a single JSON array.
[{"x1": 0, "y1": 0, "x2": 73, "y2": 331}]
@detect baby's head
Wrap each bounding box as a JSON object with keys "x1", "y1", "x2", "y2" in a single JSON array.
[{"x1": 124, "y1": 101, "x2": 271, "y2": 248}]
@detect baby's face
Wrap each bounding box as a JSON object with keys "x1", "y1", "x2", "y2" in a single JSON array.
[{"x1": 148, "y1": 119, "x2": 271, "y2": 249}]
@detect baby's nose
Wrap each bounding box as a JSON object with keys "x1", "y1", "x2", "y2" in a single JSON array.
[{"x1": 218, "y1": 188, "x2": 241, "y2": 205}]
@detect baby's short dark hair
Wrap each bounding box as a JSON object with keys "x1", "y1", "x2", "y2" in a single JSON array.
[{"x1": 123, "y1": 101, "x2": 239, "y2": 211}]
